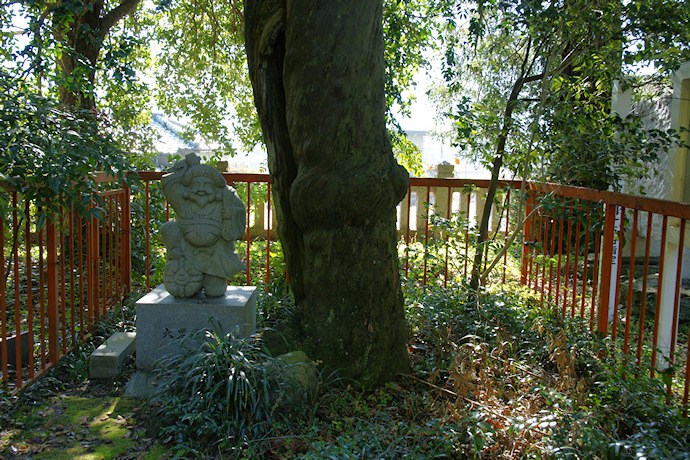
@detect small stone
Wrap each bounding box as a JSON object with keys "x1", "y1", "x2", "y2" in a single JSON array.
[{"x1": 276, "y1": 351, "x2": 319, "y2": 396}]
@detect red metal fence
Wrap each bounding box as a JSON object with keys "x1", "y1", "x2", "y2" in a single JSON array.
[
  {"x1": 2, "y1": 173, "x2": 690, "y2": 412},
  {"x1": 399, "y1": 178, "x2": 518, "y2": 286},
  {"x1": 0, "y1": 174, "x2": 130, "y2": 391},
  {"x1": 522, "y1": 183, "x2": 690, "y2": 411}
]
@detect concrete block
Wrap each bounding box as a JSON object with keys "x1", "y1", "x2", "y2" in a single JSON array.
[
  {"x1": 136, "y1": 284, "x2": 257, "y2": 371},
  {"x1": 90, "y1": 332, "x2": 137, "y2": 379},
  {"x1": 124, "y1": 371, "x2": 159, "y2": 398},
  {"x1": 1, "y1": 331, "x2": 30, "y2": 369}
]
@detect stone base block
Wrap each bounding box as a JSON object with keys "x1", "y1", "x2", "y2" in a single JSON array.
[
  {"x1": 1, "y1": 331, "x2": 30, "y2": 369},
  {"x1": 136, "y1": 285, "x2": 257, "y2": 371},
  {"x1": 90, "y1": 332, "x2": 137, "y2": 379},
  {"x1": 124, "y1": 371, "x2": 159, "y2": 398}
]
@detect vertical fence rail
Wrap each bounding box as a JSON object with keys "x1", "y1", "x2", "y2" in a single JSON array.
[
  {"x1": 24, "y1": 202, "x2": 34, "y2": 381},
  {"x1": 12, "y1": 194, "x2": 21, "y2": 387},
  {"x1": 597, "y1": 203, "x2": 618, "y2": 334},
  {"x1": 123, "y1": 182, "x2": 132, "y2": 295},
  {"x1": 404, "y1": 184, "x2": 411, "y2": 280},
  {"x1": 246, "y1": 182, "x2": 252, "y2": 286},
  {"x1": 46, "y1": 212, "x2": 59, "y2": 366},
  {"x1": 669, "y1": 220, "x2": 685, "y2": 395},
  {"x1": 650, "y1": 216, "x2": 669, "y2": 377},
  {"x1": 265, "y1": 182, "x2": 272, "y2": 289},
  {"x1": 611, "y1": 211, "x2": 626, "y2": 342}
]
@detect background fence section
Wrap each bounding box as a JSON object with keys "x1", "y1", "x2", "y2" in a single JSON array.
[
  {"x1": 400, "y1": 178, "x2": 519, "y2": 287},
  {"x1": 132, "y1": 175, "x2": 519, "y2": 291}
]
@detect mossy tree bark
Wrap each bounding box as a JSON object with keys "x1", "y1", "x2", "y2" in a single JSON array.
[{"x1": 245, "y1": 0, "x2": 410, "y2": 387}]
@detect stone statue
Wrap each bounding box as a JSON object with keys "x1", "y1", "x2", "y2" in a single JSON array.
[{"x1": 160, "y1": 153, "x2": 246, "y2": 297}]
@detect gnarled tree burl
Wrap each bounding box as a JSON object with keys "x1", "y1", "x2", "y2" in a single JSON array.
[{"x1": 245, "y1": 1, "x2": 409, "y2": 387}]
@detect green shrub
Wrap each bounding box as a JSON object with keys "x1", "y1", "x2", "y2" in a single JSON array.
[
  {"x1": 0, "y1": 71, "x2": 132, "y2": 221},
  {"x1": 149, "y1": 323, "x2": 310, "y2": 453},
  {"x1": 557, "y1": 360, "x2": 690, "y2": 459}
]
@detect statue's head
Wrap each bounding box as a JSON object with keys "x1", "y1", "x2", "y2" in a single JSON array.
[{"x1": 181, "y1": 164, "x2": 226, "y2": 208}]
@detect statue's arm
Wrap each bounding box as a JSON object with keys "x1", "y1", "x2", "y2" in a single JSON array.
[{"x1": 161, "y1": 162, "x2": 187, "y2": 210}]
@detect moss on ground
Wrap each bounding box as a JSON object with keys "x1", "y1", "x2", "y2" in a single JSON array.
[{"x1": 2, "y1": 395, "x2": 168, "y2": 458}]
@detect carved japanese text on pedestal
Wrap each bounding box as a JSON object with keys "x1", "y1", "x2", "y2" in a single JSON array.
[{"x1": 161, "y1": 153, "x2": 246, "y2": 297}]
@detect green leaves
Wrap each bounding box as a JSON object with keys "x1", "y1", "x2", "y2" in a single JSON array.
[
  {"x1": 383, "y1": 0, "x2": 438, "y2": 120},
  {"x1": 151, "y1": 0, "x2": 252, "y2": 156},
  {"x1": 436, "y1": 0, "x2": 689, "y2": 190},
  {"x1": 623, "y1": 0, "x2": 690, "y2": 72},
  {"x1": 150, "y1": 325, "x2": 311, "y2": 452},
  {"x1": 390, "y1": 130, "x2": 425, "y2": 176},
  {"x1": 0, "y1": 71, "x2": 132, "y2": 222}
]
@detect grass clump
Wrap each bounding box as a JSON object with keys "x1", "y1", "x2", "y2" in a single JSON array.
[{"x1": 148, "y1": 322, "x2": 312, "y2": 456}]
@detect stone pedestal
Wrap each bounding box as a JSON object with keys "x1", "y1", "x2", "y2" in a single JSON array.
[{"x1": 136, "y1": 285, "x2": 257, "y2": 370}]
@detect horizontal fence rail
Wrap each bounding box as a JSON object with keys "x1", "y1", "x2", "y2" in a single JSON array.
[{"x1": 3, "y1": 171, "x2": 690, "y2": 414}]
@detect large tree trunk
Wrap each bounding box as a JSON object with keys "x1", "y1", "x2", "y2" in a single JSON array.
[{"x1": 245, "y1": 0, "x2": 410, "y2": 387}]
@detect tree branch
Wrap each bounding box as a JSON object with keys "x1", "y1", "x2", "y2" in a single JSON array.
[
  {"x1": 470, "y1": 36, "x2": 533, "y2": 291},
  {"x1": 100, "y1": 0, "x2": 141, "y2": 36},
  {"x1": 522, "y1": 74, "x2": 544, "y2": 84}
]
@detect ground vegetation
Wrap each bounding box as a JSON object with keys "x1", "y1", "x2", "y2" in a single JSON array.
[{"x1": 2, "y1": 278, "x2": 689, "y2": 458}]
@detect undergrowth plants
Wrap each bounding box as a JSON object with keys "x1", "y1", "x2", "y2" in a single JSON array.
[
  {"x1": 148, "y1": 322, "x2": 314, "y2": 456},
  {"x1": 207, "y1": 281, "x2": 690, "y2": 458},
  {"x1": 404, "y1": 284, "x2": 690, "y2": 458},
  {"x1": 3, "y1": 277, "x2": 690, "y2": 458}
]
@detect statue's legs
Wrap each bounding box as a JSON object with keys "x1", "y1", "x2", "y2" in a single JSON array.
[
  {"x1": 162, "y1": 221, "x2": 204, "y2": 297},
  {"x1": 204, "y1": 275, "x2": 227, "y2": 297}
]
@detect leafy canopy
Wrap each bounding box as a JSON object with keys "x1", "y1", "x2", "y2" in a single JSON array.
[
  {"x1": 2, "y1": 0, "x2": 447, "y2": 174},
  {"x1": 0, "y1": 71, "x2": 131, "y2": 220},
  {"x1": 434, "y1": 0, "x2": 690, "y2": 189}
]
